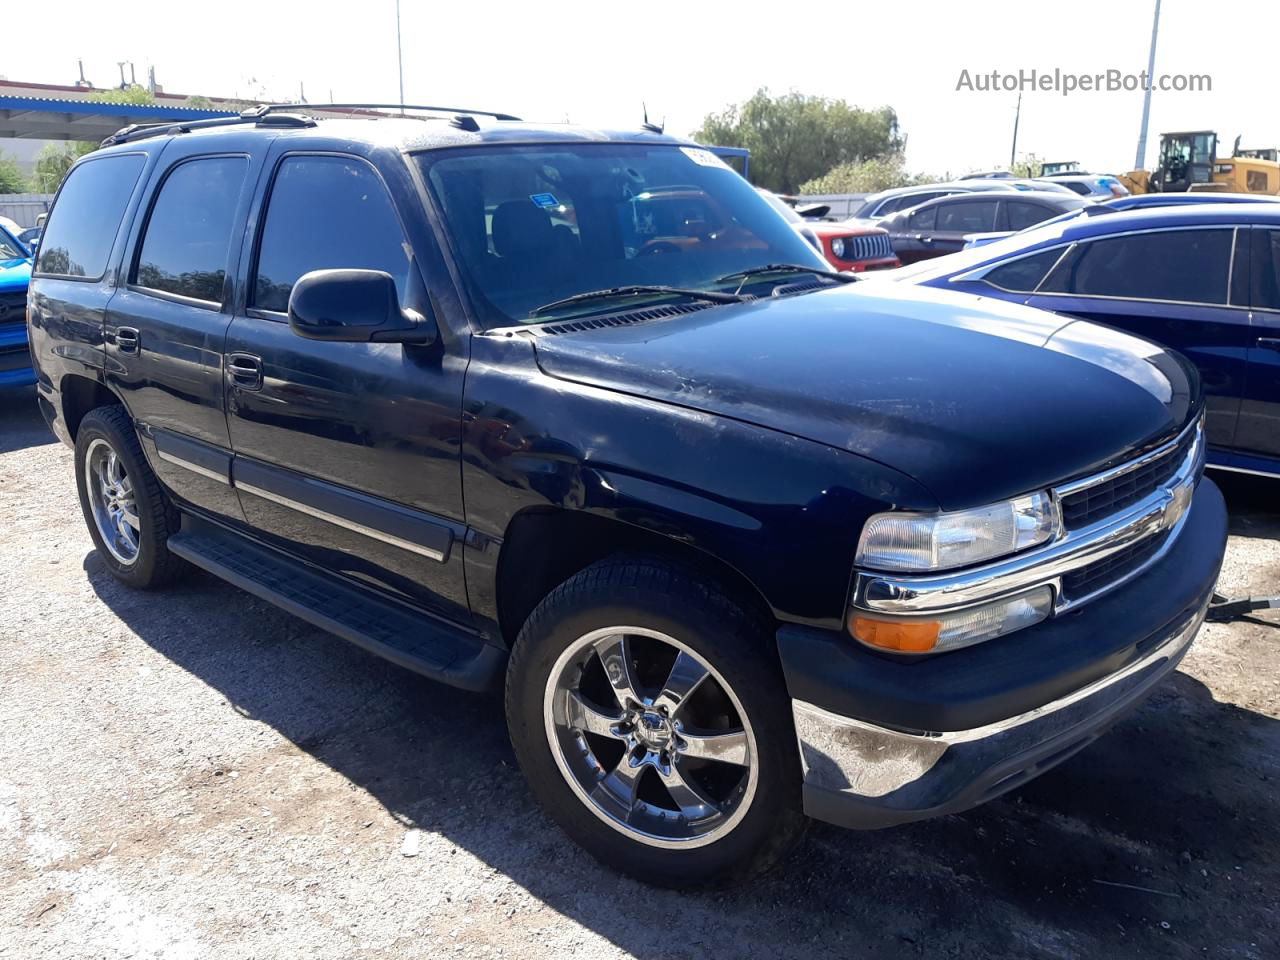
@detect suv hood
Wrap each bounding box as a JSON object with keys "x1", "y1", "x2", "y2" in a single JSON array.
[{"x1": 528, "y1": 283, "x2": 1198, "y2": 509}]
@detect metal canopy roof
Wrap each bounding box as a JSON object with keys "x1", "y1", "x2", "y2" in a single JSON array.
[{"x1": 0, "y1": 95, "x2": 236, "y2": 142}]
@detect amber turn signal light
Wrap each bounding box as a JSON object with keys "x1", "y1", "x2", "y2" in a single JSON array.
[{"x1": 849, "y1": 613, "x2": 940, "y2": 653}]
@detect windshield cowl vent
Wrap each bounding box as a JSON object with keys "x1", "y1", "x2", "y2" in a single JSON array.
[
  {"x1": 770, "y1": 278, "x2": 828, "y2": 297},
  {"x1": 535, "y1": 302, "x2": 711, "y2": 336}
]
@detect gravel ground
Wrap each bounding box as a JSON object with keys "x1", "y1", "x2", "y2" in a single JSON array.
[{"x1": 1, "y1": 385, "x2": 1277, "y2": 960}]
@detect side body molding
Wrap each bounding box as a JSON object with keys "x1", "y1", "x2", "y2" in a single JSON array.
[{"x1": 231, "y1": 457, "x2": 455, "y2": 563}]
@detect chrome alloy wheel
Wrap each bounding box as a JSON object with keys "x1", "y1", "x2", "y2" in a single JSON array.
[
  {"x1": 84, "y1": 437, "x2": 140, "y2": 565},
  {"x1": 544, "y1": 626, "x2": 758, "y2": 848}
]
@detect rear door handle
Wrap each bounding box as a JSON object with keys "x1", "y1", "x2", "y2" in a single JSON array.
[
  {"x1": 1258, "y1": 337, "x2": 1280, "y2": 353},
  {"x1": 114, "y1": 326, "x2": 140, "y2": 355},
  {"x1": 226, "y1": 353, "x2": 263, "y2": 390}
]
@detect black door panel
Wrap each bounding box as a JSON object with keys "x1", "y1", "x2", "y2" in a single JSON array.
[
  {"x1": 224, "y1": 147, "x2": 468, "y2": 620},
  {"x1": 104, "y1": 147, "x2": 257, "y2": 523}
]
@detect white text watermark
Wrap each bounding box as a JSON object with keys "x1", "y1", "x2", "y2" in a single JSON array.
[{"x1": 956, "y1": 68, "x2": 1212, "y2": 97}]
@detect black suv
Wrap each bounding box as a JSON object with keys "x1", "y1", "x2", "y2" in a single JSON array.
[{"x1": 28, "y1": 106, "x2": 1227, "y2": 886}]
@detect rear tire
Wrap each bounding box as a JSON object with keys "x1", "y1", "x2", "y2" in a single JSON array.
[
  {"x1": 74, "y1": 405, "x2": 187, "y2": 589},
  {"x1": 505, "y1": 556, "x2": 806, "y2": 887}
]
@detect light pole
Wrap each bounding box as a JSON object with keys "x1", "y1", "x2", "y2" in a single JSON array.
[
  {"x1": 1134, "y1": 0, "x2": 1162, "y2": 171},
  {"x1": 1010, "y1": 90, "x2": 1022, "y2": 170},
  {"x1": 395, "y1": 0, "x2": 405, "y2": 113}
]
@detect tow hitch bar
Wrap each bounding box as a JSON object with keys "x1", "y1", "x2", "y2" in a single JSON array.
[{"x1": 1206, "y1": 592, "x2": 1280, "y2": 623}]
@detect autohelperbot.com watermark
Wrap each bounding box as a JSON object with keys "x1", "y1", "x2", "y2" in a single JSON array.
[{"x1": 956, "y1": 68, "x2": 1212, "y2": 96}]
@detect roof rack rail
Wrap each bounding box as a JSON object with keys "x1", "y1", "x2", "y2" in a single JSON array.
[
  {"x1": 245, "y1": 102, "x2": 522, "y2": 122},
  {"x1": 102, "y1": 111, "x2": 315, "y2": 147}
]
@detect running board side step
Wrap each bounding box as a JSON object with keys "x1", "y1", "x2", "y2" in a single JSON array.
[{"x1": 167, "y1": 521, "x2": 505, "y2": 693}]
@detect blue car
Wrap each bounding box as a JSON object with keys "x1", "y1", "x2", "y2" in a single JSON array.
[
  {"x1": 963, "y1": 192, "x2": 1280, "y2": 249},
  {"x1": 888, "y1": 202, "x2": 1280, "y2": 478},
  {"x1": 0, "y1": 224, "x2": 34, "y2": 388}
]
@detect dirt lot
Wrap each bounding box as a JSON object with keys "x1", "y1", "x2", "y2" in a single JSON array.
[{"x1": 1, "y1": 387, "x2": 1277, "y2": 960}]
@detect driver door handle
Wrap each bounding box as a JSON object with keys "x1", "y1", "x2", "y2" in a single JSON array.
[
  {"x1": 227, "y1": 353, "x2": 263, "y2": 390},
  {"x1": 114, "y1": 326, "x2": 140, "y2": 355},
  {"x1": 1257, "y1": 337, "x2": 1280, "y2": 353}
]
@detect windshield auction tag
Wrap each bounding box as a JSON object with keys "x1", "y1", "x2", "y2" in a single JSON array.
[
  {"x1": 680, "y1": 147, "x2": 729, "y2": 169},
  {"x1": 530, "y1": 193, "x2": 559, "y2": 208}
]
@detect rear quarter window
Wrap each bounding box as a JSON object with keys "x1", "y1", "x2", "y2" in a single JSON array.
[
  {"x1": 982, "y1": 247, "x2": 1066, "y2": 292},
  {"x1": 36, "y1": 154, "x2": 146, "y2": 280}
]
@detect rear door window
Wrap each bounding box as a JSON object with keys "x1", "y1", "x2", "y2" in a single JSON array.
[
  {"x1": 133, "y1": 156, "x2": 249, "y2": 305},
  {"x1": 252, "y1": 155, "x2": 412, "y2": 313},
  {"x1": 1006, "y1": 201, "x2": 1055, "y2": 232},
  {"x1": 937, "y1": 200, "x2": 998, "y2": 233},
  {"x1": 36, "y1": 154, "x2": 146, "y2": 280},
  {"x1": 1042, "y1": 228, "x2": 1234, "y2": 304},
  {"x1": 907, "y1": 204, "x2": 937, "y2": 230}
]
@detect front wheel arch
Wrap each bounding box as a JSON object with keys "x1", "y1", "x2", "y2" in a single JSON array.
[{"x1": 494, "y1": 508, "x2": 775, "y2": 649}]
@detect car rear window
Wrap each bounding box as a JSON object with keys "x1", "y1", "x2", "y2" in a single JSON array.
[
  {"x1": 133, "y1": 156, "x2": 248, "y2": 305},
  {"x1": 1043, "y1": 228, "x2": 1234, "y2": 304},
  {"x1": 36, "y1": 154, "x2": 146, "y2": 280}
]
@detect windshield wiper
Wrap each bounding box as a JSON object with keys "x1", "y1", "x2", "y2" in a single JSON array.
[
  {"x1": 715, "y1": 263, "x2": 859, "y2": 289},
  {"x1": 528, "y1": 285, "x2": 747, "y2": 318}
]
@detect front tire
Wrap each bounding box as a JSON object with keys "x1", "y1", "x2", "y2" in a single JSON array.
[
  {"x1": 505, "y1": 556, "x2": 806, "y2": 886},
  {"x1": 74, "y1": 405, "x2": 187, "y2": 589}
]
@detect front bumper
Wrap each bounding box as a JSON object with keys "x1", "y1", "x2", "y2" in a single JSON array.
[{"x1": 781, "y1": 476, "x2": 1226, "y2": 830}]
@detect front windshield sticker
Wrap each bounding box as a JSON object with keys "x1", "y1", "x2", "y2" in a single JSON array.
[
  {"x1": 530, "y1": 192, "x2": 559, "y2": 208},
  {"x1": 680, "y1": 147, "x2": 729, "y2": 169}
]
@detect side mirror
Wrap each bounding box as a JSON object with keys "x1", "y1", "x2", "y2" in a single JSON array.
[{"x1": 287, "y1": 269, "x2": 436, "y2": 345}]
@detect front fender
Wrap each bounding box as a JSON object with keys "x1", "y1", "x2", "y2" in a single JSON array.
[{"x1": 461, "y1": 333, "x2": 936, "y2": 630}]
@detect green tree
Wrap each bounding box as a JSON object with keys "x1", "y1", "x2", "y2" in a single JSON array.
[
  {"x1": 91, "y1": 85, "x2": 156, "y2": 105},
  {"x1": 1010, "y1": 153, "x2": 1044, "y2": 178},
  {"x1": 30, "y1": 142, "x2": 97, "y2": 193},
  {"x1": 799, "y1": 154, "x2": 933, "y2": 195},
  {"x1": 0, "y1": 152, "x2": 26, "y2": 194},
  {"x1": 693, "y1": 89, "x2": 905, "y2": 193}
]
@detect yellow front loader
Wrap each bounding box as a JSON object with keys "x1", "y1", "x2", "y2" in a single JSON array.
[{"x1": 1120, "y1": 132, "x2": 1280, "y2": 196}]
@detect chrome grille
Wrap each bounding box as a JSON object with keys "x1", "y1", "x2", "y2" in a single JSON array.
[
  {"x1": 1060, "y1": 528, "x2": 1171, "y2": 601},
  {"x1": 1058, "y1": 425, "x2": 1198, "y2": 530}
]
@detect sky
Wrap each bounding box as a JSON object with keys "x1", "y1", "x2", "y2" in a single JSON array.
[{"x1": 3, "y1": 0, "x2": 1276, "y2": 178}]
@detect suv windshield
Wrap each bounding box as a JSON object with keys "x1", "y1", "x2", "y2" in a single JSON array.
[{"x1": 419, "y1": 144, "x2": 825, "y2": 325}]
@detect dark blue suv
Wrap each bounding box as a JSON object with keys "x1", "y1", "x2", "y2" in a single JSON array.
[
  {"x1": 890, "y1": 203, "x2": 1280, "y2": 478},
  {"x1": 27, "y1": 106, "x2": 1226, "y2": 886}
]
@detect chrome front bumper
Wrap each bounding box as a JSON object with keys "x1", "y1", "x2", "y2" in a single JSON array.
[{"x1": 793, "y1": 597, "x2": 1208, "y2": 829}]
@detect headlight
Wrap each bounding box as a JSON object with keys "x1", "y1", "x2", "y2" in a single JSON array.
[
  {"x1": 856, "y1": 492, "x2": 1060, "y2": 572},
  {"x1": 850, "y1": 586, "x2": 1054, "y2": 654},
  {"x1": 831, "y1": 237, "x2": 847, "y2": 258}
]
